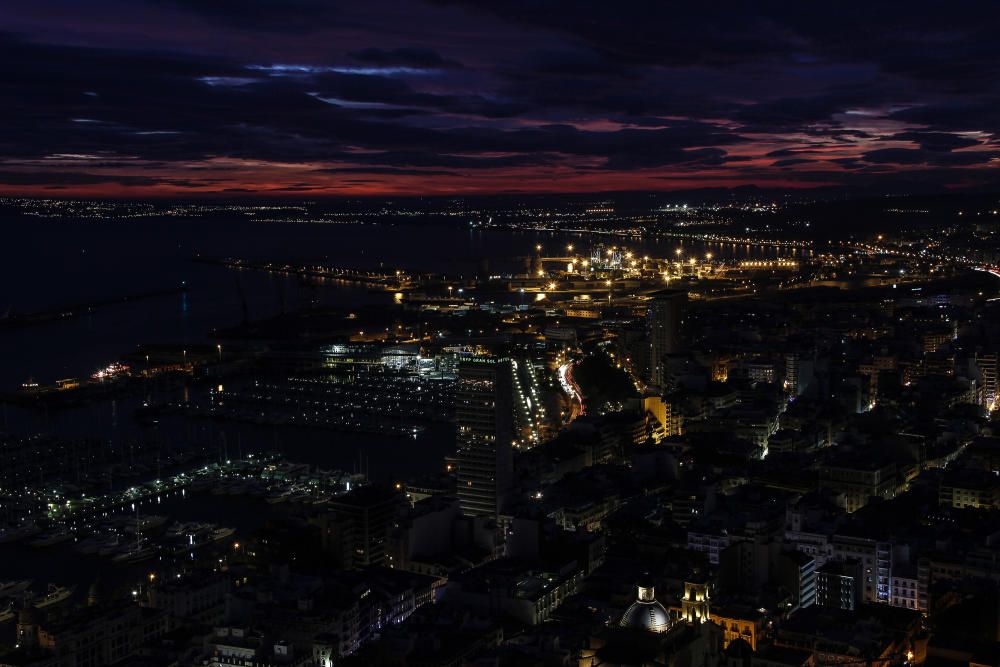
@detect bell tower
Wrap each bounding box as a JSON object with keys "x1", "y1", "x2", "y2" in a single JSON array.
[{"x1": 681, "y1": 579, "x2": 710, "y2": 624}]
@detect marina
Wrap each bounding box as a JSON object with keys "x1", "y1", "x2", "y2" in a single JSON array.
[
  {"x1": 0, "y1": 456, "x2": 367, "y2": 591},
  {"x1": 0, "y1": 584, "x2": 75, "y2": 624}
]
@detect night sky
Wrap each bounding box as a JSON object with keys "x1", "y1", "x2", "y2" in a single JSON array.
[{"x1": 2, "y1": 1, "x2": 999, "y2": 197}]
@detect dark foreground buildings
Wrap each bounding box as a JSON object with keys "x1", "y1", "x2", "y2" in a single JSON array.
[{"x1": 7, "y1": 226, "x2": 1000, "y2": 667}]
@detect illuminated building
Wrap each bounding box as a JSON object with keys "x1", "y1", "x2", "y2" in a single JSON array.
[
  {"x1": 745, "y1": 358, "x2": 776, "y2": 384},
  {"x1": 938, "y1": 468, "x2": 1000, "y2": 509},
  {"x1": 676, "y1": 577, "x2": 768, "y2": 650},
  {"x1": 590, "y1": 244, "x2": 624, "y2": 270},
  {"x1": 710, "y1": 608, "x2": 767, "y2": 651},
  {"x1": 773, "y1": 550, "x2": 817, "y2": 612},
  {"x1": 889, "y1": 567, "x2": 923, "y2": 612},
  {"x1": 455, "y1": 358, "x2": 515, "y2": 519},
  {"x1": 921, "y1": 327, "x2": 954, "y2": 353},
  {"x1": 680, "y1": 578, "x2": 710, "y2": 625},
  {"x1": 976, "y1": 351, "x2": 997, "y2": 410},
  {"x1": 563, "y1": 306, "x2": 601, "y2": 319},
  {"x1": 643, "y1": 395, "x2": 683, "y2": 437},
  {"x1": 815, "y1": 560, "x2": 863, "y2": 611}
]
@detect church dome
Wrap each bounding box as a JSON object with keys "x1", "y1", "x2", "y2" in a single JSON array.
[{"x1": 619, "y1": 581, "x2": 671, "y2": 633}]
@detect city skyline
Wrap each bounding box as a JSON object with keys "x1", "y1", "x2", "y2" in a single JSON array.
[
  {"x1": 3, "y1": 5, "x2": 1000, "y2": 666},
  {"x1": 1, "y1": 1, "x2": 999, "y2": 197}
]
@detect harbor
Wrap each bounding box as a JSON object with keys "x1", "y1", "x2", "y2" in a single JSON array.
[{"x1": 0, "y1": 454, "x2": 370, "y2": 631}]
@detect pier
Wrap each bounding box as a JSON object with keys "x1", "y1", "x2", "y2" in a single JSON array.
[
  {"x1": 0, "y1": 286, "x2": 189, "y2": 330},
  {"x1": 195, "y1": 256, "x2": 417, "y2": 290}
]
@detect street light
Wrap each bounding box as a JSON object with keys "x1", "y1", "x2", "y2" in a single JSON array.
[{"x1": 216, "y1": 344, "x2": 222, "y2": 362}]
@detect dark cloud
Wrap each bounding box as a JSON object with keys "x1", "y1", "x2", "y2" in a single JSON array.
[
  {"x1": 326, "y1": 151, "x2": 553, "y2": 169},
  {"x1": 0, "y1": 1, "x2": 998, "y2": 194},
  {"x1": 0, "y1": 170, "x2": 163, "y2": 186},
  {"x1": 309, "y1": 72, "x2": 527, "y2": 118},
  {"x1": 148, "y1": 0, "x2": 348, "y2": 32},
  {"x1": 773, "y1": 158, "x2": 813, "y2": 168},
  {"x1": 317, "y1": 166, "x2": 457, "y2": 176},
  {"x1": 861, "y1": 147, "x2": 997, "y2": 166},
  {"x1": 890, "y1": 101, "x2": 1000, "y2": 134},
  {"x1": 886, "y1": 131, "x2": 982, "y2": 152},
  {"x1": 350, "y1": 47, "x2": 463, "y2": 69},
  {"x1": 518, "y1": 49, "x2": 631, "y2": 77},
  {"x1": 733, "y1": 88, "x2": 889, "y2": 134},
  {"x1": 436, "y1": 2, "x2": 795, "y2": 67},
  {"x1": 832, "y1": 157, "x2": 866, "y2": 170},
  {"x1": 766, "y1": 149, "x2": 803, "y2": 158}
]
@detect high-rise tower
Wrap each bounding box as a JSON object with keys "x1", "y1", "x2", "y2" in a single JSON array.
[
  {"x1": 646, "y1": 289, "x2": 687, "y2": 389},
  {"x1": 977, "y1": 351, "x2": 998, "y2": 411},
  {"x1": 455, "y1": 357, "x2": 515, "y2": 518}
]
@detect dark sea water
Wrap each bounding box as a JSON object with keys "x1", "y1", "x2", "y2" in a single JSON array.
[
  {"x1": 0, "y1": 216, "x2": 807, "y2": 592},
  {"x1": 0, "y1": 491, "x2": 286, "y2": 621},
  {"x1": 0, "y1": 216, "x2": 805, "y2": 387},
  {"x1": 0, "y1": 216, "x2": 805, "y2": 481}
]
